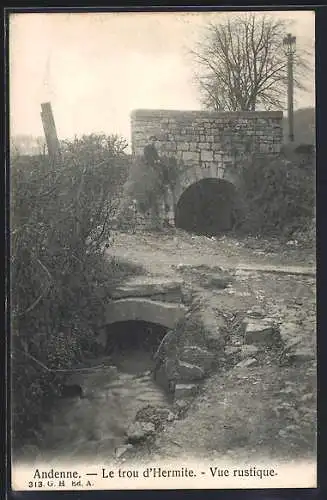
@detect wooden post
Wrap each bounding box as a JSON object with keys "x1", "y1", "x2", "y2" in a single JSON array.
[{"x1": 40, "y1": 102, "x2": 61, "y2": 163}]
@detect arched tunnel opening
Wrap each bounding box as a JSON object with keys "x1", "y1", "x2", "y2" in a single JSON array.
[
  {"x1": 174, "y1": 178, "x2": 237, "y2": 236},
  {"x1": 105, "y1": 320, "x2": 169, "y2": 374}
]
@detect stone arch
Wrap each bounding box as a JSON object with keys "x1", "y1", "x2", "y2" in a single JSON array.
[
  {"x1": 104, "y1": 298, "x2": 187, "y2": 330},
  {"x1": 174, "y1": 177, "x2": 237, "y2": 235}
]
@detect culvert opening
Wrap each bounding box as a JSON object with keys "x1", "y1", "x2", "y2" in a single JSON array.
[
  {"x1": 175, "y1": 178, "x2": 236, "y2": 236},
  {"x1": 105, "y1": 320, "x2": 169, "y2": 374}
]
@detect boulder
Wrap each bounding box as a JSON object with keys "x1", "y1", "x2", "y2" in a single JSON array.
[
  {"x1": 126, "y1": 421, "x2": 156, "y2": 443},
  {"x1": 180, "y1": 346, "x2": 215, "y2": 372},
  {"x1": 177, "y1": 361, "x2": 205, "y2": 381},
  {"x1": 174, "y1": 384, "x2": 198, "y2": 400},
  {"x1": 243, "y1": 318, "x2": 281, "y2": 346}
]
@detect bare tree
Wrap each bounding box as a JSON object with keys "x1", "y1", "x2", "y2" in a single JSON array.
[{"x1": 190, "y1": 13, "x2": 311, "y2": 111}]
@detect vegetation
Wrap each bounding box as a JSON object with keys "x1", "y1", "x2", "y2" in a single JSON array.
[
  {"x1": 234, "y1": 147, "x2": 315, "y2": 241},
  {"x1": 11, "y1": 134, "x2": 140, "y2": 446},
  {"x1": 190, "y1": 12, "x2": 311, "y2": 111},
  {"x1": 123, "y1": 154, "x2": 183, "y2": 226},
  {"x1": 283, "y1": 107, "x2": 315, "y2": 145}
]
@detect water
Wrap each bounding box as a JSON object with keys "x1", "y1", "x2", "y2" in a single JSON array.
[{"x1": 32, "y1": 348, "x2": 171, "y2": 462}]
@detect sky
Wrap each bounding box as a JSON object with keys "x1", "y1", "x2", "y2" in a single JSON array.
[{"x1": 9, "y1": 11, "x2": 315, "y2": 147}]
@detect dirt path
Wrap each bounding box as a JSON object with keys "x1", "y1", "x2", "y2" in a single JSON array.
[
  {"x1": 107, "y1": 229, "x2": 316, "y2": 464},
  {"x1": 106, "y1": 230, "x2": 315, "y2": 278}
]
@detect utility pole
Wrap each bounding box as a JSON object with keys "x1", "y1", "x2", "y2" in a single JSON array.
[
  {"x1": 40, "y1": 102, "x2": 61, "y2": 163},
  {"x1": 283, "y1": 33, "x2": 296, "y2": 143}
]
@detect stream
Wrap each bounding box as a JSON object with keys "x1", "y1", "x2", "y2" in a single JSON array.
[{"x1": 30, "y1": 322, "x2": 172, "y2": 462}]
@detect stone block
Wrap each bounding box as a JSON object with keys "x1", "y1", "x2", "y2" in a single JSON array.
[
  {"x1": 213, "y1": 152, "x2": 223, "y2": 161},
  {"x1": 110, "y1": 276, "x2": 183, "y2": 301},
  {"x1": 174, "y1": 384, "x2": 198, "y2": 399},
  {"x1": 199, "y1": 142, "x2": 210, "y2": 150},
  {"x1": 201, "y1": 150, "x2": 213, "y2": 161},
  {"x1": 182, "y1": 151, "x2": 200, "y2": 162},
  {"x1": 177, "y1": 361, "x2": 205, "y2": 381},
  {"x1": 105, "y1": 298, "x2": 187, "y2": 330},
  {"x1": 180, "y1": 346, "x2": 215, "y2": 372},
  {"x1": 243, "y1": 318, "x2": 281, "y2": 346}
]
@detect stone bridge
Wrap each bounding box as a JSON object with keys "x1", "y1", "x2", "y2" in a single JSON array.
[
  {"x1": 96, "y1": 276, "x2": 188, "y2": 348},
  {"x1": 131, "y1": 109, "x2": 283, "y2": 234}
]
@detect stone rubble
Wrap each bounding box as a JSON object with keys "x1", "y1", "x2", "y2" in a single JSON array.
[{"x1": 126, "y1": 421, "x2": 156, "y2": 443}]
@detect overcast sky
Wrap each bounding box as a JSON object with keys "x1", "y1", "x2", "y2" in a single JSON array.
[{"x1": 9, "y1": 11, "x2": 315, "y2": 146}]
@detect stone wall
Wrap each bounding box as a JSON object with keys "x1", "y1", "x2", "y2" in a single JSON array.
[{"x1": 131, "y1": 109, "x2": 283, "y2": 179}]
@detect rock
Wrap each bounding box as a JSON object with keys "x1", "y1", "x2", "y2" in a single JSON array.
[
  {"x1": 174, "y1": 383, "x2": 198, "y2": 399},
  {"x1": 177, "y1": 361, "x2": 205, "y2": 381},
  {"x1": 234, "y1": 358, "x2": 257, "y2": 369},
  {"x1": 224, "y1": 346, "x2": 242, "y2": 357},
  {"x1": 110, "y1": 276, "x2": 183, "y2": 301},
  {"x1": 239, "y1": 345, "x2": 259, "y2": 359},
  {"x1": 198, "y1": 309, "x2": 226, "y2": 351},
  {"x1": 203, "y1": 273, "x2": 233, "y2": 289},
  {"x1": 115, "y1": 444, "x2": 133, "y2": 459},
  {"x1": 153, "y1": 360, "x2": 177, "y2": 393},
  {"x1": 285, "y1": 348, "x2": 316, "y2": 363},
  {"x1": 135, "y1": 405, "x2": 172, "y2": 430},
  {"x1": 180, "y1": 346, "x2": 215, "y2": 372},
  {"x1": 279, "y1": 322, "x2": 302, "y2": 352},
  {"x1": 243, "y1": 318, "x2": 281, "y2": 346},
  {"x1": 246, "y1": 306, "x2": 266, "y2": 318},
  {"x1": 126, "y1": 421, "x2": 156, "y2": 443}
]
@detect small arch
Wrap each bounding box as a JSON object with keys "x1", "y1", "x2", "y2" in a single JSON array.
[
  {"x1": 105, "y1": 298, "x2": 187, "y2": 330},
  {"x1": 175, "y1": 178, "x2": 237, "y2": 236}
]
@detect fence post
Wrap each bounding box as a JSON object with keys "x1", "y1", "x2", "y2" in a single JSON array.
[{"x1": 40, "y1": 102, "x2": 61, "y2": 164}]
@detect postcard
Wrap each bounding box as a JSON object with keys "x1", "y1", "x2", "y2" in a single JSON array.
[{"x1": 8, "y1": 9, "x2": 316, "y2": 491}]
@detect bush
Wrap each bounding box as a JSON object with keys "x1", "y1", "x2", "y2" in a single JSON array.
[
  {"x1": 11, "y1": 134, "x2": 131, "y2": 444},
  {"x1": 124, "y1": 154, "x2": 183, "y2": 218},
  {"x1": 237, "y1": 149, "x2": 315, "y2": 239}
]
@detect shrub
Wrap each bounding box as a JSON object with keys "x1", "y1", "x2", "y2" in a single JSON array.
[
  {"x1": 124, "y1": 154, "x2": 183, "y2": 219},
  {"x1": 11, "y1": 133, "x2": 131, "y2": 444},
  {"x1": 237, "y1": 149, "x2": 315, "y2": 239}
]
